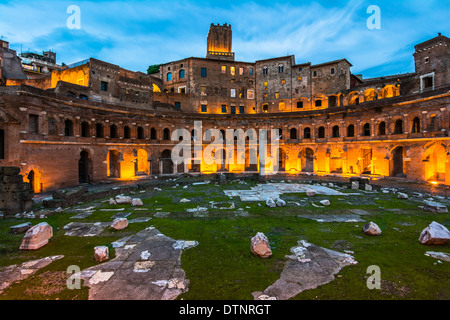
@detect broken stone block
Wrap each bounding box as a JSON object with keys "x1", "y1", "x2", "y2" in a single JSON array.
[
  {"x1": 276, "y1": 198, "x2": 286, "y2": 207},
  {"x1": 306, "y1": 189, "x2": 316, "y2": 197},
  {"x1": 351, "y1": 181, "x2": 359, "y2": 190},
  {"x1": 320, "y1": 200, "x2": 331, "y2": 206},
  {"x1": 419, "y1": 221, "x2": 450, "y2": 245},
  {"x1": 362, "y1": 222, "x2": 382, "y2": 236},
  {"x1": 10, "y1": 222, "x2": 32, "y2": 235},
  {"x1": 266, "y1": 198, "x2": 276, "y2": 208},
  {"x1": 19, "y1": 222, "x2": 53, "y2": 250},
  {"x1": 131, "y1": 198, "x2": 144, "y2": 207},
  {"x1": 251, "y1": 232, "x2": 272, "y2": 258},
  {"x1": 365, "y1": 184, "x2": 373, "y2": 191},
  {"x1": 115, "y1": 195, "x2": 132, "y2": 204},
  {"x1": 94, "y1": 246, "x2": 109, "y2": 262},
  {"x1": 423, "y1": 201, "x2": 448, "y2": 213},
  {"x1": 398, "y1": 193, "x2": 409, "y2": 200},
  {"x1": 110, "y1": 218, "x2": 129, "y2": 230},
  {"x1": 109, "y1": 198, "x2": 117, "y2": 205}
]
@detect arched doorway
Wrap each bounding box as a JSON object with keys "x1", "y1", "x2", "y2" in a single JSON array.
[
  {"x1": 423, "y1": 144, "x2": 447, "y2": 182},
  {"x1": 26, "y1": 169, "x2": 41, "y2": 193},
  {"x1": 161, "y1": 149, "x2": 173, "y2": 174},
  {"x1": 108, "y1": 150, "x2": 121, "y2": 178},
  {"x1": 136, "y1": 149, "x2": 150, "y2": 175},
  {"x1": 391, "y1": 147, "x2": 405, "y2": 177},
  {"x1": 79, "y1": 150, "x2": 90, "y2": 184},
  {"x1": 302, "y1": 148, "x2": 314, "y2": 173},
  {"x1": 362, "y1": 148, "x2": 373, "y2": 174},
  {"x1": 329, "y1": 148, "x2": 343, "y2": 173},
  {"x1": 28, "y1": 170, "x2": 35, "y2": 193}
]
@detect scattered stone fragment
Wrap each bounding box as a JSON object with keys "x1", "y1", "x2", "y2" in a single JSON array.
[
  {"x1": 110, "y1": 218, "x2": 129, "y2": 230},
  {"x1": 64, "y1": 222, "x2": 110, "y2": 237},
  {"x1": 111, "y1": 212, "x2": 131, "y2": 219},
  {"x1": 251, "y1": 232, "x2": 272, "y2": 258},
  {"x1": 425, "y1": 251, "x2": 450, "y2": 263},
  {"x1": 10, "y1": 222, "x2": 32, "y2": 235},
  {"x1": 134, "y1": 261, "x2": 156, "y2": 273},
  {"x1": 115, "y1": 195, "x2": 132, "y2": 204},
  {"x1": 419, "y1": 221, "x2": 450, "y2": 245},
  {"x1": 131, "y1": 198, "x2": 144, "y2": 207},
  {"x1": 398, "y1": 193, "x2": 409, "y2": 200},
  {"x1": 276, "y1": 198, "x2": 286, "y2": 207},
  {"x1": 306, "y1": 189, "x2": 316, "y2": 197},
  {"x1": 362, "y1": 222, "x2": 382, "y2": 236},
  {"x1": 351, "y1": 181, "x2": 359, "y2": 190},
  {"x1": 179, "y1": 198, "x2": 191, "y2": 203},
  {"x1": 320, "y1": 200, "x2": 331, "y2": 206},
  {"x1": 140, "y1": 250, "x2": 151, "y2": 260},
  {"x1": 173, "y1": 240, "x2": 199, "y2": 250},
  {"x1": 19, "y1": 222, "x2": 53, "y2": 250},
  {"x1": 266, "y1": 198, "x2": 276, "y2": 208},
  {"x1": 94, "y1": 246, "x2": 109, "y2": 262},
  {"x1": 423, "y1": 201, "x2": 448, "y2": 213},
  {"x1": 365, "y1": 184, "x2": 373, "y2": 191}
]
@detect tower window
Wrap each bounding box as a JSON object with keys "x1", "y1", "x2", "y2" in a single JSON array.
[
  {"x1": 179, "y1": 70, "x2": 185, "y2": 79},
  {"x1": 167, "y1": 72, "x2": 172, "y2": 81},
  {"x1": 222, "y1": 105, "x2": 227, "y2": 113},
  {"x1": 331, "y1": 68, "x2": 335, "y2": 75},
  {"x1": 201, "y1": 105, "x2": 207, "y2": 113},
  {"x1": 297, "y1": 101, "x2": 303, "y2": 108},
  {"x1": 278, "y1": 65, "x2": 284, "y2": 73},
  {"x1": 263, "y1": 67, "x2": 268, "y2": 75},
  {"x1": 201, "y1": 68, "x2": 207, "y2": 77},
  {"x1": 101, "y1": 81, "x2": 108, "y2": 91}
]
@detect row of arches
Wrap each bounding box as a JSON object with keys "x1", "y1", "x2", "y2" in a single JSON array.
[{"x1": 286, "y1": 117, "x2": 423, "y2": 140}]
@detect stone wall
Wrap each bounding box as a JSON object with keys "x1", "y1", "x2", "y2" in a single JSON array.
[{"x1": 0, "y1": 166, "x2": 33, "y2": 216}]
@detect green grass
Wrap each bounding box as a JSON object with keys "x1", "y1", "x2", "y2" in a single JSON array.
[{"x1": 0, "y1": 181, "x2": 449, "y2": 300}]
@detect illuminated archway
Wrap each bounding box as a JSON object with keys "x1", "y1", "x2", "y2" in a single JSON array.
[
  {"x1": 26, "y1": 169, "x2": 42, "y2": 193},
  {"x1": 423, "y1": 143, "x2": 447, "y2": 182}
]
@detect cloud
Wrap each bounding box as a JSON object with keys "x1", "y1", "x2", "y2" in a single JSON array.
[{"x1": 0, "y1": 0, "x2": 446, "y2": 78}]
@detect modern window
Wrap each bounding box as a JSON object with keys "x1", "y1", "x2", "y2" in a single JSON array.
[
  {"x1": 275, "y1": 92, "x2": 279, "y2": 99},
  {"x1": 249, "y1": 68, "x2": 253, "y2": 75},
  {"x1": 331, "y1": 68, "x2": 335, "y2": 75},
  {"x1": 201, "y1": 105, "x2": 207, "y2": 113},
  {"x1": 101, "y1": 81, "x2": 108, "y2": 91},
  {"x1": 239, "y1": 106, "x2": 245, "y2": 114},
  {"x1": 167, "y1": 72, "x2": 172, "y2": 81},
  {"x1": 315, "y1": 100, "x2": 322, "y2": 107},
  {"x1": 221, "y1": 66, "x2": 227, "y2": 74},
  {"x1": 278, "y1": 64, "x2": 284, "y2": 73},
  {"x1": 263, "y1": 67, "x2": 268, "y2": 75},
  {"x1": 313, "y1": 71, "x2": 317, "y2": 77},
  {"x1": 298, "y1": 67, "x2": 303, "y2": 72},
  {"x1": 230, "y1": 89, "x2": 236, "y2": 98},
  {"x1": 179, "y1": 70, "x2": 185, "y2": 79},
  {"x1": 201, "y1": 68, "x2": 207, "y2": 78},
  {"x1": 231, "y1": 106, "x2": 236, "y2": 114},
  {"x1": 239, "y1": 67, "x2": 244, "y2": 75},
  {"x1": 29, "y1": 114, "x2": 39, "y2": 134},
  {"x1": 174, "y1": 102, "x2": 181, "y2": 110},
  {"x1": 201, "y1": 86, "x2": 207, "y2": 96},
  {"x1": 221, "y1": 105, "x2": 227, "y2": 113},
  {"x1": 247, "y1": 90, "x2": 255, "y2": 99},
  {"x1": 230, "y1": 67, "x2": 235, "y2": 76},
  {"x1": 297, "y1": 101, "x2": 303, "y2": 109}
]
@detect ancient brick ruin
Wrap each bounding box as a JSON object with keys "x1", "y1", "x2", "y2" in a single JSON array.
[{"x1": 0, "y1": 166, "x2": 33, "y2": 216}]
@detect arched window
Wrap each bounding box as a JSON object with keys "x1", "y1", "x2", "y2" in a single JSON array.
[
  {"x1": 278, "y1": 64, "x2": 284, "y2": 73},
  {"x1": 412, "y1": 117, "x2": 421, "y2": 133},
  {"x1": 304, "y1": 127, "x2": 311, "y2": 139},
  {"x1": 150, "y1": 128, "x2": 157, "y2": 140},
  {"x1": 378, "y1": 121, "x2": 386, "y2": 136},
  {"x1": 137, "y1": 127, "x2": 144, "y2": 139},
  {"x1": 332, "y1": 125, "x2": 340, "y2": 138},
  {"x1": 167, "y1": 72, "x2": 172, "y2": 81},
  {"x1": 48, "y1": 118, "x2": 58, "y2": 136},
  {"x1": 347, "y1": 124, "x2": 355, "y2": 137},
  {"x1": 331, "y1": 67, "x2": 335, "y2": 75},
  {"x1": 64, "y1": 119, "x2": 74, "y2": 137},
  {"x1": 96, "y1": 123, "x2": 104, "y2": 138},
  {"x1": 110, "y1": 125, "x2": 118, "y2": 139},
  {"x1": 179, "y1": 69, "x2": 185, "y2": 79},
  {"x1": 394, "y1": 119, "x2": 403, "y2": 134},
  {"x1": 163, "y1": 128, "x2": 170, "y2": 140},
  {"x1": 290, "y1": 128, "x2": 297, "y2": 139},
  {"x1": 81, "y1": 122, "x2": 89, "y2": 137},
  {"x1": 363, "y1": 123, "x2": 371, "y2": 137},
  {"x1": 124, "y1": 126, "x2": 131, "y2": 139},
  {"x1": 318, "y1": 126, "x2": 325, "y2": 139}
]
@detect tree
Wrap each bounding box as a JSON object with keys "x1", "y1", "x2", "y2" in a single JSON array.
[{"x1": 147, "y1": 64, "x2": 161, "y2": 75}]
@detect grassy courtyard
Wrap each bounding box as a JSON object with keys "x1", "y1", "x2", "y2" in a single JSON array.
[{"x1": 0, "y1": 178, "x2": 449, "y2": 300}]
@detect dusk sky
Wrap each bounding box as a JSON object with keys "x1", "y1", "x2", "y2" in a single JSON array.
[{"x1": 0, "y1": 0, "x2": 448, "y2": 78}]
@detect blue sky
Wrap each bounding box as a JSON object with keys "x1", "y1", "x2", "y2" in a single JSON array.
[{"x1": 0, "y1": 0, "x2": 448, "y2": 78}]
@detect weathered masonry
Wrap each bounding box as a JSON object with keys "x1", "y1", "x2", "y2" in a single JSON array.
[{"x1": 0, "y1": 26, "x2": 449, "y2": 192}]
